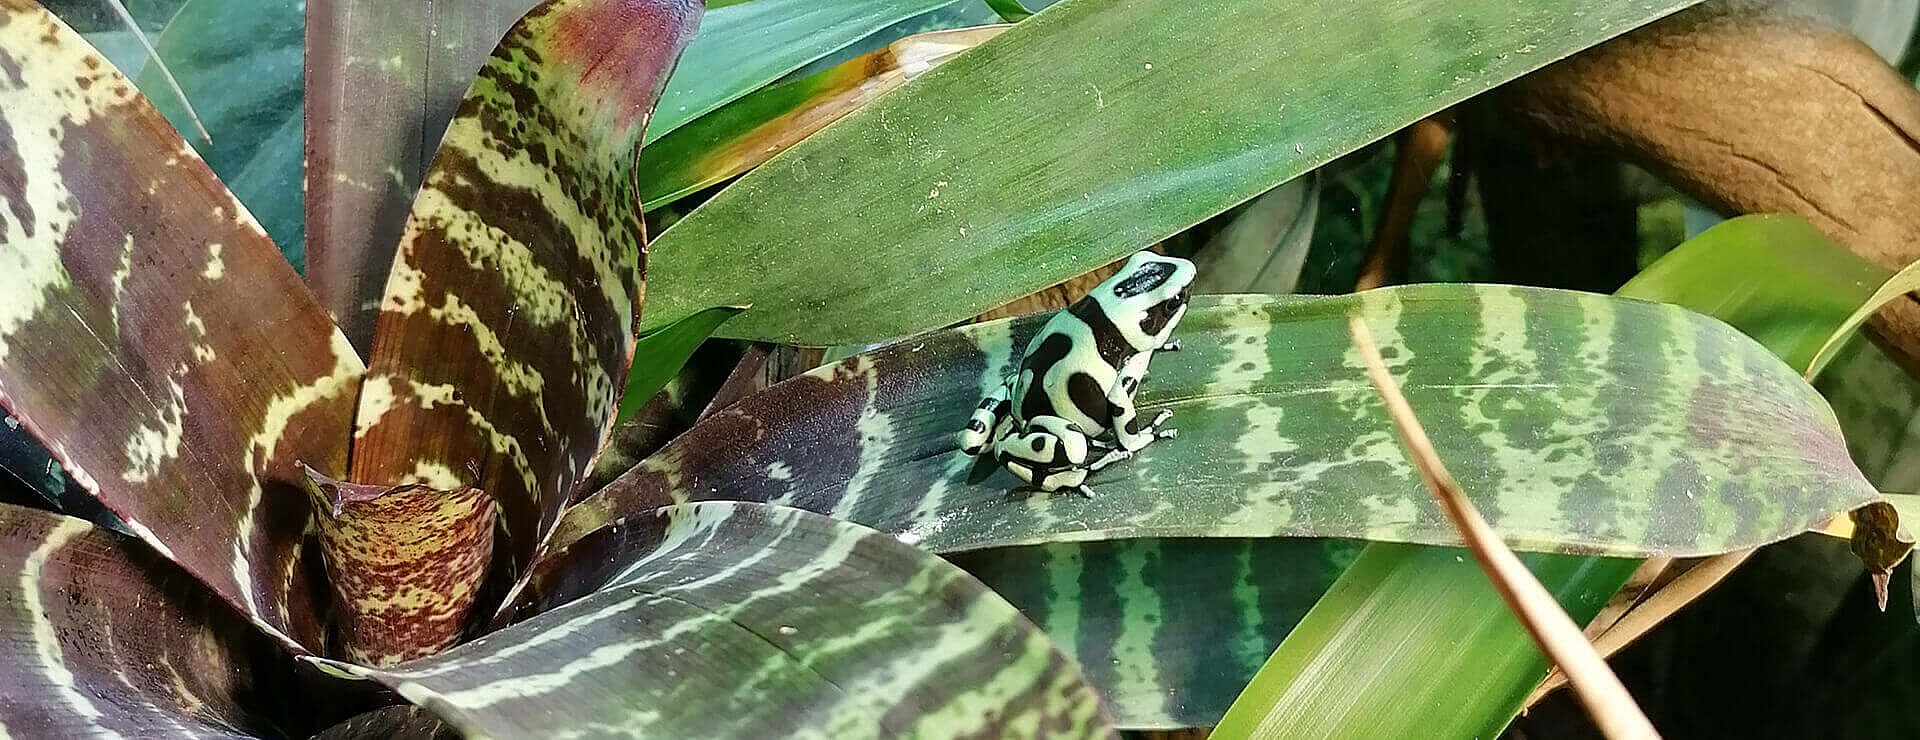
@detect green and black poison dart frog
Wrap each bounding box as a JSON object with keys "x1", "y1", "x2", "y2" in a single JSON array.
[{"x1": 958, "y1": 251, "x2": 1196, "y2": 497}]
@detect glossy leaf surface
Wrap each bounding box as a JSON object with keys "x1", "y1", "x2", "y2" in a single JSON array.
[
  {"x1": 638, "y1": 24, "x2": 1006, "y2": 209},
  {"x1": 0, "y1": 503, "x2": 296, "y2": 737},
  {"x1": 0, "y1": 1, "x2": 362, "y2": 648},
  {"x1": 138, "y1": 0, "x2": 304, "y2": 268},
  {"x1": 643, "y1": 0, "x2": 1699, "y2": 344},
  {"x1": 349, "y1": 0, "x2": 700, "y2": 575},
  {"x1": 556, "y1": 287, "x2": 1874, "y2": 563},
  {"x1": 347, "y1": 502, "x2": 1116, "y2": 738},
  {"x1": 614, "y1": 306, "x2": 745, "y2": 423},
  {"x1": 645, "y1": 0, "x2": 966, "y2": 144}
]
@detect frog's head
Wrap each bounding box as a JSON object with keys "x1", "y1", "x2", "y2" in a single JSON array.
[{"x1": 1102, "y1": 251, "x2": 1196, "y2": 347}]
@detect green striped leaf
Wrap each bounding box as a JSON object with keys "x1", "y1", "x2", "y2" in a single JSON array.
[
  {"x1": 1214, "y1": 214, "x2": 1897, "y2": 738},
  {"x1": 640, "y1": 0, "x2": 1701, "y2": 344},
  {"x1": 348, "y1": 0, "x2": 700, "y2": 586},
  {"x1": 0, "y1": 502, "x2": 301, "y2": 736},
  {"x1": 552, "y1": 286, "x2": 1875, "y2": 565},
  {"x1": 645, "y1": 0, "x2": 967, "y2": 145},
  {"x1": 950, "y1": 538, "x2": 1359, "y2": 728},
  {"x1": 0, "y1": 0, "x2": 362, "y2": 650},
  {"x1": 343, "y1": 502, "x2": 1116, "y2": 738}
]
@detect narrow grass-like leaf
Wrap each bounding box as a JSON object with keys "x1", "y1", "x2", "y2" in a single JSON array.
[
  {"x1": 344, "y1": 502, "x2": 1116, "y2": 738},
  {"x1": 1806, "y1": 258, "x2": 1920, "y2": 379},
  {"x1": 983, "y1": 0, "x2": 1033, "y2": 22},
  {"x1": 554, "y1": 287, "x2": 1874, "y2": 565},
  {"x1": 303, "y1": 0, "x2": 540, "y2": 350},
  {"x1": 642, "y1": 0, "x2": 1701, "y2": 344},
  {"x1": 0, "y1": 0, "x2": 363, "y2": 649},
  {"x1": 638, "y1": 25, "x2": 1006, "y2": 210},
  {"x1": 950, "y1": 538, "x2": 1359, "y2": 728},
  {"x1": 615, "y1": 306, "x2": 746, "y2": 424},
  {"x1": 645, "y1": 0, "x2": 966, "y2": 144},
  {"x1": 349, "y1": 0, "x2": 700, "y2": 580},
  {"x1": 0, "y1": 502, "x2": 301, "y2": 736}
]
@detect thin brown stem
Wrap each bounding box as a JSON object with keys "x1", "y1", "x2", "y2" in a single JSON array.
[{"x1": 1348, "y1": 315, "x2": 1660, "y2": 740}]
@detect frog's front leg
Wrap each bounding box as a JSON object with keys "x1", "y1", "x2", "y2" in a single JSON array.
[{"x1": 1101, "y1": 354, "x2": 1177, "y2": 460}]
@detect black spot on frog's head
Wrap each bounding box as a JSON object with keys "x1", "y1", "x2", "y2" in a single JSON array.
[
  {"x1": 1113, "y1": 261, "x2": 1177, "y2": 298},
  {"x1": 1139, "y1": 296, "x2": 1184, "y2": 337}
]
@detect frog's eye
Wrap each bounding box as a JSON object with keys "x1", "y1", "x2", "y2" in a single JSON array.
[{"x1": 1113, "y1": 261, "x2": 1176, "y2": 297}]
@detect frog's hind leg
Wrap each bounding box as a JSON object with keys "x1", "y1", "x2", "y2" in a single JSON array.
[{"x1": 958, "y1": 376, "x2": 1016, "y2": 456}]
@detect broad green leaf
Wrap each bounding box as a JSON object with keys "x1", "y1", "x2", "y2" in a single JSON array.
[
  {"x1": 348, "y1": 0, "x2": 700, "y2": 587},
  {"x1": 1619, "y1": 214, "x2": 1889, "y2": 373},
  {"x1": 1181, "y1": 175, "x2": 1321, "y2": 295},
  {"x1": 548, "y1": 286, "x2": 1874, "y2": 583},
  {"x1": 616, "y1": 306, "x2": 746, "y2": 423},
  {"x1": 0, "y1": 502, "x2": 308, "y2": 736},
  {"x1": 304, "y1": 0, "x2": 538, "y2": 350},
  {"x1": 1219, "y1": 213, "x2": 1892, "y2": 739},
  {"x1": 645, "y1": 0, "x2": 966, "y2": 145},
  {"x1": 343, "y1": 502, "x2": 1116, "y2": 738},
  {"x1": 0, "y1": 0, "x2": 362, "y2": 650},
  {"x1": 1211, "y1": 545, "x2": 1634, "y2": 738},
  {"x1": 138, "y1": 0, "x2": 305, "y2": 268},
  {"x1": 638, "y1": 25, "x2": 1007, "y2": 210},
  {"x1": 952, "y1": 538, "x2": 1359, "y2": 728},
  {"x1": 642, "y1": 0, "x2": 1701, "y2": 344}
]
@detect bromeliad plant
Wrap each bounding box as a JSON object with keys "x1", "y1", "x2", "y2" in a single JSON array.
[{"x1": 0, "y1": 0, "x2": 1910, "y2": 736}]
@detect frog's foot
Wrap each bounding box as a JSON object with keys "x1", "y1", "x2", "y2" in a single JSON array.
[
  {"x1": 1089, "y1": 448, "x2": 1133, "y2": 471},
  {"x1": 1157, "y1": 427, "x2": 1179, "y2": 440},
  {"x1": 1158, "y1": 340, "x2": 1182, "y2": 352},
  {"x1": 1070, "y1": 484, "x2": 1096, "y2": 499},
  {"x1": 1146, "y1": 409, "x2": 1174, "y2": 429}
]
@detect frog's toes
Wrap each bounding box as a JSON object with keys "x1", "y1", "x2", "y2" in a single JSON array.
[
  {"x1": 1157, "y1": 427, "x2": 1179, "y2": 440},
  {"x1": 1072, "y1": 484, "x2": 1097, "y2": 499},
  {"x1": 1159, "y1": 340, "x2": 1182, "y2": 352},
  {"x1": 1149, "y1": 409, "x2": 1174, "y2": 427}
]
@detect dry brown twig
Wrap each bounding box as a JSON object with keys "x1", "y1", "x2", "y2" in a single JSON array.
[{"x1": 1348, "y1": 314, "x2": 1660, "y2": 740}]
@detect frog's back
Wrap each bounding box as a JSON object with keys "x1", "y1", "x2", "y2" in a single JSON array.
[{"x1": 1011, "y1": 299, "x2": 1130, "y2": 433}]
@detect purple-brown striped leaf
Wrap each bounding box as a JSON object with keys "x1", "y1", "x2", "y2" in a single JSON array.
[
  {"x1": 0, "y1": 502, "x2": 297, "y2": 736},
  {"x1": 340, "y1": 502, "x2": 1117, "y2": 738},
  {"x1": 348, "y1": 0, "x2": 701, "y2": 578},
  {"x1": 303, "y1": 0, "x2": 539, "y2": 352},
  {"x1": 0, "y1": 0, "x2": 363, "y2": 649},
  {"x1": 300, "y1": 466, "x2": 498, "y2": 667}
]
